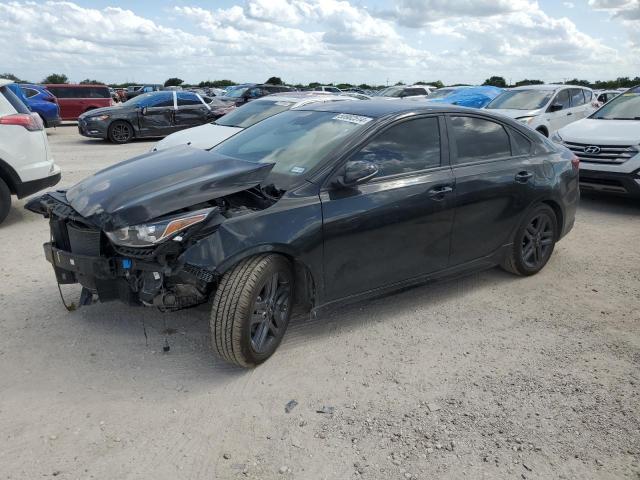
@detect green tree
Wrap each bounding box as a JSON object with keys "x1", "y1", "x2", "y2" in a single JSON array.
[
  {"x1": 564, "y1": 78, "x2": 591, "y2": 87},
  {"x1": 394, "y1": 81, "x2": 405, "y2": 86},
  {"x1": 265, "y1": 76, "x2": 283, "y2": 85},
  {"x1": 1, "y1": 73, "x2": 27, "y2": 83},
  {"x1": 515, "y1": 79, "x2": 544, "y2": 86},
  {"x1": 164, "y1": 77, "x2": 184, "y2": 87},
  {"x1": 482, "y1": 76, "x2": 507, "y2": 88},
  {"x1": 80, "y1": 79, "x2": 104, "y2": 85},
  {"x1": 42, "y1": 73, "x2": 68, "y2": 84},
  {"x1": 416, "y1": 80, "x2": 444, "y2": 89}
]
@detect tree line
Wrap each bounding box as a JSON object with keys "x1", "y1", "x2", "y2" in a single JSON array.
[{"x1": 3, "y1": 72, "x2": 639, "y2": 91}]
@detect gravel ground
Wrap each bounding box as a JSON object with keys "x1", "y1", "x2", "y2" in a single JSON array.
[{"x1": 1, "y1": 125, "x2": 639, "y2": 480}]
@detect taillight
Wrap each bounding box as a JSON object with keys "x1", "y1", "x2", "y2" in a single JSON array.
[
  {"x1": 571, "y1": 154, "x2": 580, "y2": 169},
  {"x1": 0, "y1": 113, "x2": 44, "y2": 131}
]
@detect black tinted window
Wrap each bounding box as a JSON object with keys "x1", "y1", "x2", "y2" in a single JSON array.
[
  {"x1": 23, "y1": 88, "x2": 39, "y2": 98},
  {"x1": 0, "y1": 86, "x2": 29, "y2": 113},
  {"x1": 450, "y1": 116, "x2": 511, "y2": 164},
  {"x1": 404, "y1": 88, "x2": 426, "y2": 96},
  {"x1": 47, "y1": 86, "x2": 110, "y2": 99},
  {"x1": 510, "y1": 128, "x2": 532, "y2": 156},
  {"x1": 146, "y1": 94, "x2": 174, "y2": 107},
  {"x1": 177, "y1": 93, "x2": 201, "y2": 106},
  {"x1": 352, "y1": 117, "x2": 440, "y2": 177},
  {"x1": 552, "y1": 89, "x2": 571, "y2": 109},
  {"x1": 570, "y1": 89, "x2": 585, "y2": 107}
]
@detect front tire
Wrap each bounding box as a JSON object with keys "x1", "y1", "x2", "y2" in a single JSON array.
[
  {"x1": 108, "y1": 121, "x2": 133, "y2": 144},
  {"x1": 211, "y1": 254, "x2": 294, "y2": 367},
  {"x1": 0, "y1": 177, "x2": 11, "y2": 225},
  {"x1": 501, "y1": 204, "x2": 557, "y2": 276}
]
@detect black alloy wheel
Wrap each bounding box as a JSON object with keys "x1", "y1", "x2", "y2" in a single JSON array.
[
  {"x1": 108, "y1": 121, "x2": 133, "y2": 144},
  {"x1": 210, "y1": 254, "x2": 294, "y2": 367},
  {"x1": 250, "y1": 271, "x2": 291, "y2": 354},
  {"x1": 521, "y1": 213, "x2": 554, "y2": 269},
  {"x1": 501, "y1": 204, "x2": 557, "y2": 276}
]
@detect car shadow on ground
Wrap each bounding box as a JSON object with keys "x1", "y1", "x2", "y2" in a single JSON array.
[
  {"x1": 578, "y1": 192, "x2": 640, "y2": 215},
  {"x1": 60, "y1": 265, "x2": 515, "y2": 382}
]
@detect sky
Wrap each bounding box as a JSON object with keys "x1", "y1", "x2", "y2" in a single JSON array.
[{"x1": 0, "y1": 0, "x2": 638, "y2": 86}]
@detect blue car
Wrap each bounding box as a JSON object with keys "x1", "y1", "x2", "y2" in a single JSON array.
[
  {"x1": 6, "y1": 83, "x2": 61, "y2": 127},
  {"x1": 427, "y1": 86, "x2": 503, "y2": 109}
]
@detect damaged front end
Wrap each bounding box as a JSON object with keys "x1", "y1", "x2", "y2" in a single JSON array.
[{"x1": 26, "y1": 147, "x2": 280, "y2": 311}]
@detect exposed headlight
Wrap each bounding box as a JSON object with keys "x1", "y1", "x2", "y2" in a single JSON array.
[
  {"x1": 90, "y1": 114, "x2": 110, "y2": 121},
  {"x1": 106, "y1": 208, "x2": 214, "y2": 247},
  {"x1": 516, "y1": 116, "x2": 536, "y2": 125},
  {"x1": 550, "y1": 131, "x2": 563, "y2": 144}
]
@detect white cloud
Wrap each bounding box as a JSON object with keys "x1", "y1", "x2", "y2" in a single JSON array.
[
  {"x1": 0, "y1": 0, "x2": 636, "y2": 85},
  {"x1": 563, "y1": 2, "x2": 575, "y2": 8}
]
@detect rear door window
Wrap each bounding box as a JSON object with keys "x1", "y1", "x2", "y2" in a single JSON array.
[
  {"x1": 449, "y1": 116, "x2": 511, "y2": 164},
  {"x1": 552, "y1": 89, "x2": 571, "y2": 110},
  {"x1": 569, "y1": 89, "x2": 585, "y2": 107},
  {"x1": 350, "y1": 116, "x2": 441, "y2": 177},
  {"x1": 0, "y1": 86, "x2": 30, "y2": 113}
]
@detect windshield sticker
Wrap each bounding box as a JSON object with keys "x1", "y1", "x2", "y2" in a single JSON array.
[
  {"x1": 333, "y1": 113, "x2": 373, "y2": 125},
  {"x1": 274, "y1": 101, "x2": 294, "y2": 107},
  {"x1": 290, "y1": 166, "x2": 306, "y2": 174}
]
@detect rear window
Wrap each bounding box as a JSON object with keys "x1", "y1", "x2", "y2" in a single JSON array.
[
  {"x1": 47, "y1": 86, "x2": 110, "y2": 99},
  {"x1": 0, "y1": 86, "x2": 30, "y2": 113}
]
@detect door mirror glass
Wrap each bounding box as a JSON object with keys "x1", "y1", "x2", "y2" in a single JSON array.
[
  {"x1": 337, "y1": 160, "x2": 379, "y2": 187},
  {"x1": 549, "y1": 103, "x2": 563, "y2": 112}
]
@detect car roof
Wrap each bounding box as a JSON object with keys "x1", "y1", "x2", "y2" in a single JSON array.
[
  {"x1": 511, "y1": 84, "x2": 591, "y2": 91},
  {"x1": 297, "y1": 98, "x2": 481, "y2": 118},
  {"x1": 45, "y1": 83, "x2": 109, "y2": 88},
  {"x1": 0, "y1": 78, "x2": 14, "y2": 87}
]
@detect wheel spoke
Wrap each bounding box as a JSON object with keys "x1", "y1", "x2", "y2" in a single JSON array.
[
  {"x1": 523, "y1": 244, "x2": 535, "y2": 262},
  {"x1": 251, "y1": 313, "x2": 265, "y2": 326},
  {"x1": 253, "y1": 321, "x2": 269, "y2": 351}
]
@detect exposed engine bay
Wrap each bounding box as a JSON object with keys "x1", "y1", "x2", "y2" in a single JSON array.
[{"x1": 26, "y1": 184, "x2": 283, "y2": 312}]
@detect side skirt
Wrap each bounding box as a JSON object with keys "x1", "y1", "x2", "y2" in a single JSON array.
[{"x1": 311, "y1": 244, "x2": 511, "y2": 318}]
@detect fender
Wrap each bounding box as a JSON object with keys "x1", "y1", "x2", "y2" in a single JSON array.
[{"x1": 0, "y1": 157, "x2": 21, "y2": 194}]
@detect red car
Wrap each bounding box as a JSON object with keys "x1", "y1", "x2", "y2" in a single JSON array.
[{"x1": 45, "y1": 84, "x2": 114, "y2": 121}]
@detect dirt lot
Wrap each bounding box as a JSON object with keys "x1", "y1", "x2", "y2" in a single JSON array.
[{"x1": 1, "y1": 125, "x2": 639, "y2": 480}]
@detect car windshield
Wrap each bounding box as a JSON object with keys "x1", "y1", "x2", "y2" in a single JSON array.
[
  {"x1": 224, "y1": 87, "x2": 249, "y2": 99},
  {"x1": 378, "y1": 86, "x2": 404, "y2": 97},
  {"x1": 215, "y1": 99, "x2": 295, "y2": 128},
  {"x1": 591, "y1": 87, "x2": 640, "y2": 120},
  {"x1": 486, "y1": 90, "x2": 554, "y2": 110},
  {"x1": 212, "y1": 110, "x2": 369, "y2": 188},
  {"x1": 428, "y1": 88, "x2": 457, "y2": 99}
]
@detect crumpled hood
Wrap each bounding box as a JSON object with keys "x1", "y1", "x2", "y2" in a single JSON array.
[
  {"x1": 558, "y1": 118, "x2": 640, "y2": 145},
  {"x1": 66, "y1": 146, "x2": 274, "y2": 230},
  {"x1": 154, "y1": 123, "x2": 242, "y2": 152}
]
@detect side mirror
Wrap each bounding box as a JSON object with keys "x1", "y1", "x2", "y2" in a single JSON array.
[
  {"x1": 140, "y1": 106, "x2": 148, "y2": 115},
  {"x1": 336, "y1": 160, "x2": 378, "y2": 188},
  {"x1": 549, "y1": 103, "x2": 563, "y2": 112}
]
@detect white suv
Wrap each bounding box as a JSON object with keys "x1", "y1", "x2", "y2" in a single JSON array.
[
  {"x1": 552, "y1": 86, "x2": 640, "y2": 198},
  {"x1": 485, "y1": 84, "x2": 595, "y2": 137},
  {"x1": 0, "y1": 79, "x2": 61, "y2": 224}
]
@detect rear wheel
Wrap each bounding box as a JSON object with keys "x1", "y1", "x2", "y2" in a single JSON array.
[
  {"x1": 0, "y1": 178, "x2": 11, "y2": 225},
  {"x1": 108, "y1": 121, "x2": 133, "y2": 144},
  {"x1": 502, "y1": 204, "x2": 557, "y2": 276},
  {"x1": 211, "y1": 254, "x2": 293, "y2": 367}
]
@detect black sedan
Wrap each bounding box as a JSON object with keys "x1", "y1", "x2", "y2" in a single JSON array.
[
  {"x1": 77, "y1": 91, "x2": 230, "y2": 144},
  {"x1": 27, "y1": 100, "x2": 579, "y2": 367}
]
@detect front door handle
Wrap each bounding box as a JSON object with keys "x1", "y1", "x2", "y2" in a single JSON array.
[
  {"x1": 566, "y1": 112, "x2": 573, "y2": 116},
  {"x1": 515, "y1": 171, "x2": 533, "y2": 183},
  {"x1": 428, "y1": 185, "x2": 453, "y2": 200}
]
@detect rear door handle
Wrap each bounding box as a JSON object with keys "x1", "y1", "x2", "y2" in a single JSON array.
[
  {"x1": 515, "y1": 171, "x2": 533, "y2": 183},
  {"x1": 566, "y1": 112, "x2": 573, "y2": 116},
  {"x1": 428, "y1": 185, "x2": 453, "y2": 200}
]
